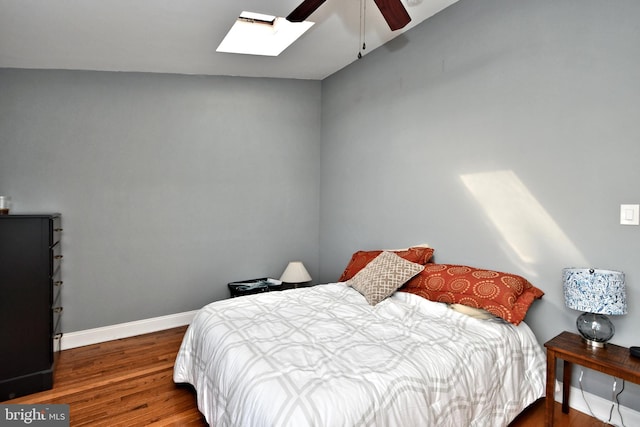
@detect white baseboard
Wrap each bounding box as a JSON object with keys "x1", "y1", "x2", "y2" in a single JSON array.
[
  {"x1": 60, "y1": 310, "x2": 198, "y2": 350},
  {"x1": 556, "y1": 381, "x2": 640, "y2": 426}
]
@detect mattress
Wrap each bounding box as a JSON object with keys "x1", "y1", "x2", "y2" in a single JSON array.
[{"x1": 174, "y1": 283, "x2": 546, "y2": 426}]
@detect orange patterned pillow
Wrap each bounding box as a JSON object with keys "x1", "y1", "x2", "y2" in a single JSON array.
[
  {"x1": 338, "y1": 247, "x2": 435, "y2": 282},
  {"x1": 402, "y1": 285, "x2": 542, "y2": 325},
  {"x1": 400, "y1": 264, "x2": 544, "y2": 325},
  {"x1": 404, "y1": 264, "x2": 532, "y2": 308}
]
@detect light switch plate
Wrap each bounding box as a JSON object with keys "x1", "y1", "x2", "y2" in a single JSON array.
[{"x1": 620, "y1": 204, "x2": 640, "y2": 225}]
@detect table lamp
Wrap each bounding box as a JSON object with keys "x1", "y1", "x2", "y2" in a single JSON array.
[
  {"x1": 280, "y1": 261, "x2": 312, "y2": 287},
  {"x1": 562, "y1": 268, "x2": 626, "y2": 348}
]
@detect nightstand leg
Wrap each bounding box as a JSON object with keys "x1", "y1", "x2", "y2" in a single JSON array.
[
  {"x1": 562, "y1": 360, "x2": 572, "y2": 414},
  {"x1": 545, "y1": 349, "x2": 556, "y2": 427}
]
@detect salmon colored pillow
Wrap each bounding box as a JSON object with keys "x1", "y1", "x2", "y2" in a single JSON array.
[
  {"x1": 401, "y1": 264, "x2": 544, "y2": 325},
  {"x1": 405, "y1": 264, "x2": 532, "y2": 308},
  {"x1": 338, "y1": 246, "x2": 435, "y2": 282}
]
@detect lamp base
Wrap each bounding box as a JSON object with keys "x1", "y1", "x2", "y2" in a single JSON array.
[
  {"x1": 281, "y1": 281, "x2": 312, "y2": 289},
  {"x1": 576, "y1": 312, "x2": 615, "y2": 348},
  {"x1": 582, "y1": 337, "x2": 606, "y2": 349}
]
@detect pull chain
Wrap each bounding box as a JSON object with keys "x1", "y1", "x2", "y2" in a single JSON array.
[{"x1": 358, "y1": 0, "x2": 366, "y2": 59}]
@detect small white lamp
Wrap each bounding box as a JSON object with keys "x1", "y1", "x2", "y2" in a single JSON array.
[
  {"x1": 563, "y1": 268, "x2": 627, "y2": 348},
  {"x1": 280, "y1": 261, "x2": 312, "y2": 288}
]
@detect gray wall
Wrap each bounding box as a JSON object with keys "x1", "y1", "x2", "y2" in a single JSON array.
[
  {"x1": 1, "y1": 0, "x2": 639, "y2": 413},
  {"x1": 0, "y1": 69, "x2": 321, "y2": 331},
  {"x1": 320, "y1": 0, "x2": 640, "y2": 409}
]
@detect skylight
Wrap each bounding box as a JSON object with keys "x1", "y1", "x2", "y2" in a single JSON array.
[{"x1": 217, "y1": 11, "x2": 314, "y2": 57}]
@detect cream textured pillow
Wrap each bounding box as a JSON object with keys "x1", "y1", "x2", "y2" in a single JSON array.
[{"x1": 346, "y1": 251, "x2": 425, "y2": 305}]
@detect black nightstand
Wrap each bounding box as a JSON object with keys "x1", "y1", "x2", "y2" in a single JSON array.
[
  {"x1": 227, "y1": 278, "x2": 316, "y2": 297},
  {"x1": 228, "y1": 278, "x2": 283, "y2": 298}
]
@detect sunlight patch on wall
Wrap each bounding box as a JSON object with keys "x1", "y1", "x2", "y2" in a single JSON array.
[{"x1": 461, "y1": 170, "x2": 587, "y2": 275}]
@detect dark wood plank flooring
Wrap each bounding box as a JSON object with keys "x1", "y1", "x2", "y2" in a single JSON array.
[{"x1": 6, "y1": 326, "x2": 608, "y2": 426}]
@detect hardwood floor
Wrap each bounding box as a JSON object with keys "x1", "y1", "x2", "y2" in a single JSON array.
[
  {"x1": 5, "y1": 326, "x2": 609, "y2": 426},
  {"x1": 511, "y1": 399, "x2": 611, "y2": 427},
  {"x1": 6, "y1": 326, "x2": 206, "y2": 426}
]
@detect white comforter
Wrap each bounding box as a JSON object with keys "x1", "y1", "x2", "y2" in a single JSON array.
[{"x1": 174, "y1": 283, "x2": 546, "y2": 427}]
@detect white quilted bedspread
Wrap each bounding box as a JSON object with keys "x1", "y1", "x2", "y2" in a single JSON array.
[{"x1": 174, "y1": 283, "x2": 545, "y2": 427}]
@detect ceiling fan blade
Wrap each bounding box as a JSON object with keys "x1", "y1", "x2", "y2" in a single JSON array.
[
  {"x1": 373, "y1": 0, "x2": 411, "y2": 31},
  {"x1": 286, "y1": 0, "x2": 327, "y2": 22}
]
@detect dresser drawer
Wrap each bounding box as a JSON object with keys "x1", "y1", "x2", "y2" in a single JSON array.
[
  {"x1": 52, "y1": 306, "x2": 63, "y2": 336},
  {"x1": 51, "y1": 216, "x2": 62, "y2": 246},
  {"x1": 53, "y1": 280, "x2": 62, "y2": 308},
  {"x1": 52, "y1": 308, "x2": 62, "y2": 364},
  {"x1": 53, "y1": 332, "x2": 63, "y2": 356},
  {"x1": 51, "y1": 241, "x2": 63, "y2": 276}
]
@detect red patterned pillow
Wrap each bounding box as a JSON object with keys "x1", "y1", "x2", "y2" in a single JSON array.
[
  {"x1": 405, "y1": 264, "x2": 532, "y2": 308},
  {"x1": 338, "y1": 247, "x2": 435, "y2": 282},
  {"x1": 400, "y1": 264, "x2": 544, "y2": 325}
]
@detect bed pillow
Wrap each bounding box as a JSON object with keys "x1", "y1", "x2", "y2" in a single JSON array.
[
  {"x1": 406, "y1": 264, "x2": 532, "y2": 308},
  {"x1": 338, "y1": 246, "x2": 434, "y2": 282},
  {"x1": 346, "y1": 251, "x2": 425, "y2": 306},
  {"x1": 449, "y1": 304, "x2": 496, "y2": 320},
  {"x1": 401, "y1": 264, "x2": 544, "y2": 325},
  {"x1": 403, "y1": 281, "x2": 543, "y2": 325}
]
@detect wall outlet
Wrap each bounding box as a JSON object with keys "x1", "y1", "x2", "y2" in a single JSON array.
[{"x1": 620, "y1": 204, "x2": 640, "y2": 225}]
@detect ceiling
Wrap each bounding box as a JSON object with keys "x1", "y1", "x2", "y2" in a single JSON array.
[{"x1": 0, "y1": 0, "x2": 459, "y2": 80}]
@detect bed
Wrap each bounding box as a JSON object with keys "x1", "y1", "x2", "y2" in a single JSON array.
[{"x1": 174, "y1": 274, "x2": 546, "y2": 426}]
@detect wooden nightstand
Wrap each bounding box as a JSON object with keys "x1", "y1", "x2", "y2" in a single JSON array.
[{"x1": 544, "y1": 331, "x2": 640, "y2": 427}]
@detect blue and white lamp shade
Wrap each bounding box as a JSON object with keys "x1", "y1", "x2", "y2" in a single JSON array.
[{"x1": 562, "y1": 268, "x2": 627, "y2": 315}]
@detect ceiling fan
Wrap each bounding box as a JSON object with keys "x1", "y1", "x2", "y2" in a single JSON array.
[{"x1": 286, "y1": 0, "x2": 411, "y2": 31}]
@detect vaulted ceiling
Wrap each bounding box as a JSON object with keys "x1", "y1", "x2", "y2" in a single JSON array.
[{"x1": 0, "y1": 0, "x2": 459, "y2": 80}]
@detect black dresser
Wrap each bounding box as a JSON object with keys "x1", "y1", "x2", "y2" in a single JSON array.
[{"x1": 0, "y1": 214, "x2": 63, "y2": 400}]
